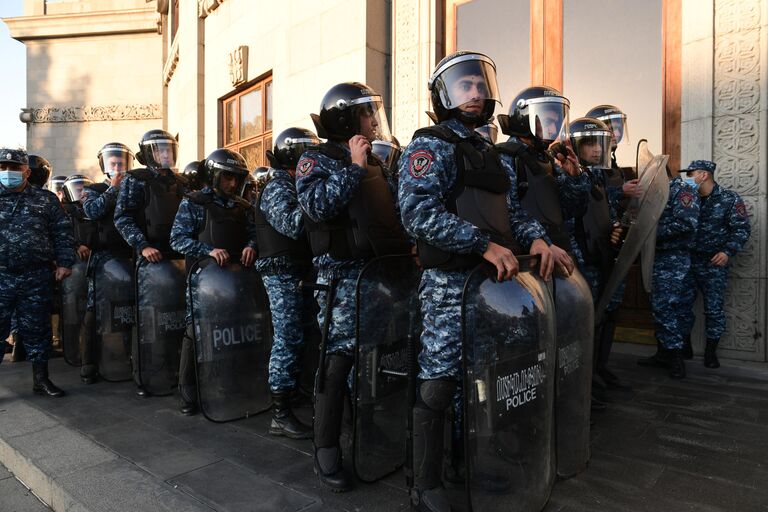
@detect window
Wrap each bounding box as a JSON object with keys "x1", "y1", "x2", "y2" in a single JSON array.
[{"x1": 222, "y1": 76, "x2": 273, "y2": 170}]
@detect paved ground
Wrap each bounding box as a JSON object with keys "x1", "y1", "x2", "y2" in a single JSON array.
[
  {"x1": 1, "y1": 343, "x2": 767, "y2": 512},
  {"x1": 0, "y1": 462, "x2": 50, "y2": 512}
]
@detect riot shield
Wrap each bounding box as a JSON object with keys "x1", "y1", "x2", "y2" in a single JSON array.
[
  {"x1": 637, "y1": 141, "x2": 659, "y2": 293},
  {"x1": 461, "y1": 262, "x2": 556, "y2": 512},
  {"x1": 553, "y1": 269, "x2": 594, "y2": 478},
  {"x1": 135, "y1": 257, "x2": 186, "y2": 396},
  {"x1": 93, "y1": 256, "x2": 135, "y2": 382},
  {"x1": 352, "y1": 255, "x2": 420, "y2": 482},
  {"x1": 188, "y1": 258, "x2": 272, "y2": 422},
  {"x1": 596, "y1": 141, "x2": 669, "y2": 324},
  {"x1": 60, "y1": 260, "x2": 88, "y2": 366}
]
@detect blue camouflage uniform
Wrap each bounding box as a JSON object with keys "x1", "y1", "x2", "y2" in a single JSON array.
[
  {"x1": 684, "y1": 179, "x2": 750, "y2": 341},
  {"x1": 295, "y1": 144, "x2": 370, "y2": 358},
  {"x1": 398, "y1": 118, "x2": 548, "y2": 380},
  {"x1": 82, "y1": 182, "x2": 121, "y2": 310},
  {"x1": 0, "y1": 171, "x2": 75, "y2": 364},
  {"x1": 651, "y1": 176, "x2": 700, "y2": 350},
  {"x1": 114, "y1": 169, "x2": 172, "y2": 254},
  {"x1": 256, "y1": 169, "x2": 313, "y2": 392}
]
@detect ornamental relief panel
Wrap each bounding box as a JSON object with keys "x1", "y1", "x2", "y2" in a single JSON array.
[
  {"x1": 714, "y1": 0, "x2": 760, "y2": 35},
  {"x1": 714, "y1": 33, "x2": 760, "y2": 116},
  {"x1": 26, "y1": 104, "x2": 162, "y2": 123},
  {"x1": 720, "y1": 278, "x2": 762, "y2": 352},
  {"x1": 712, "y1": 114, "x2": 760, "y2": 195},
  {"x1": 729, "y1": 196, "x2": 761, "y2": 280}
]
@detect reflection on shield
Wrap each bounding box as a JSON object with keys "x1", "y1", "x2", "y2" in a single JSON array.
[
  {"x1": 93, "y1": 257, "x2": 134, "y2": 382},
  {"x1": 189, "y1": 259, "x2": 272, "y2": 422},
  {"x1": 461, "y1": 263, "x2": 556, "y2": 512},
  {"x1": 596, "y1": 140, "x2": 669, "y2": 324},
  {"x1": 352, "y1": 255, "x2": 421, "y2": 482},
  {"x1": 60, "y1": 260, "x2": 88, "y2": 366},
  {"x1": 135, "y1": 258, "x2": 186, "y2": 396},
  {"x1": 553, "y1": 269, "x2": 594, "y2": 478}
]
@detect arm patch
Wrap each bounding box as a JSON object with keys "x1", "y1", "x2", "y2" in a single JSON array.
[
  {"x1": 296, "y1": 157, "x2": 316, "y2": 177},
  {"x1": 679, "y1": 190, "x2": 694, "y2": 208},
  {"x1": 409, "y1": 150, "x2": 434, "y2": 178}
]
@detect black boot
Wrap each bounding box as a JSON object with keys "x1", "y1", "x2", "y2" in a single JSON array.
[
  {"x1": 313, "y1": 355, "x2": 354, "y2": 493},
  {"x1": 178, "y1": 326, "x2": 198, "y2": 415},
  {"x1": 411, "y1": 380, "x2": 456, "y2": 512},
  {"x1": 595, "y1": 311, "x2": 631, "y2": 390},
  {"x1": 32, "y1": 362, "x2": 66, "y2": 398},
  {"x1": 637, "y1": 343, "x2": 671, "y2": 368},
  {"x1": 10, "y1": 333, "x2": 26, "y2": 362},
  {"x1": 704, "y1": 339, "x2": 720, "y2": 368},
  {"x1": 669, "y1": 349, "x2": 686, "y2": 379},
  {"x1": 682, "y1": 334, "x2": 693, "y2": 360},
  {"x1": 80, "y1": 311, "x2": 99, "y2": 384},
  {"x1": 270, "y1": 391, "x2": 312, "y2": 439}
]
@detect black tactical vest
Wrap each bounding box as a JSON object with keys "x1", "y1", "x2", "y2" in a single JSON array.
[
  {"x1": 253, "y1": 177, "x2": 312, "y2": 261},
  {"x1": 187, "y1": 192, "x2": 250, "y2": 255},
  {"x1": 604, "y1": 165, "x2": 636, "y2": 218},
  {"x1": 63, "y1": 201, "x2": 98, "y2": 249},
  {"x1": 303, "y1": 143, "x2": 409, "y2": 260},
  {"x1": 496, "y1": 140, "x2": 571, "y2": 250},
  {"x1": 128, "y1": 169, "x2": 186, "y2": 253},
  {"x1": 413, "y1": 125, "x2": 518, "y2": 271},
  {"x1": 575, "y1": 168, "x2": 613, "y2": 265},
  {"x1": 85, "y1": 183, "x2": 132, "y2": 257}
]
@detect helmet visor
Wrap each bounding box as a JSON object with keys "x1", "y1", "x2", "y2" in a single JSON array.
[
  {"x1": 213, "y1": 171, "x2": 249, "y2": 198},
  {"x1": 431, "y1": 56, "x2": 501, "y2": 111},
  {"x1": 524, "y1": 98, "x2": 570, "y2": 145},
  {"x1": 63, "y1": 177, "x2": 94, "y2": 202},
  {"x1": 141, "y1": 139, "x2": 178, "y2": 170},
  {"x1": 48, "y1": 177, "x2": 66, "y2": 194},
  {"x1": 371, "y1": 140, "x2": 402, "y2": 170},
  {"x1": 99, "y1": 148, "x2": 134, "y2": 177},
  {"x1": 475, "y1": 123, "x2": 499, "y2": 144},
  {"x1": 350, "y1": 98, "x2": 391, "y2": 142},
  {"x1": 571, "y1": 130, "x2": 613, "y2": 169},
  {"x1": 597, "y1": 113, "x2": 628, "y2": 146}
]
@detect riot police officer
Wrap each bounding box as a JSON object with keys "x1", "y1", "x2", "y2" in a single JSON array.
[
  {"x1": 0, "y1": 148, "x2": 74, "y2": 396},
  {"x1": 398, "y1": 52, "x2": 555, "y2": 511},
  {"x1": 61, "y1": 175, "x2": 96, "y2": 266},
  {"x1": 255, "y1": 127, "x2": 320, "y2": 438},
  {"x1": 681, "y1": 160, "x2": 750, "y2": 368},
  {"x1": 297, "y1": 82, "x2": 409, "y2": 492},
  {"x1": 79, "y1": 143, "x2": 135, "y2": 383},
  {"x1": 170, "y1": 148, "x2": 257, "y2": 415},
  {"x1": 181, "y1": 160, "x2": 204, "y2": 192},
  {"x1": 27, "y1": 155, "x2": 52, "y2": 189}
]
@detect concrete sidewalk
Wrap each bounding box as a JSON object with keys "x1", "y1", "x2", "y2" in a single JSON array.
[{"x1": 1, "y1": 344, "x2": 767, "y2": 512}]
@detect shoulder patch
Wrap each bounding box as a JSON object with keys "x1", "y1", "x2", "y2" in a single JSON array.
[
  {"x1": 679, "y1": 190, "x2": 694, "y2": 208},
  {"x1": 409, "y1": 150, "x2": 434, "y2": 178},
  {"x1": 296, "y1": 156, "x2": 315, "y2": 177},
  {"x1": 735, "y1": 200, "x2": 747, "y2": 217}
]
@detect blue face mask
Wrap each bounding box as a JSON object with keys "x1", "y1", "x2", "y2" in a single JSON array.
[
  {"x1": 0, "y1": 170, "x2": 25, "y2": 189},
  {"x1": 682, "y1": 176, "x2": 699, "y2": 191}
]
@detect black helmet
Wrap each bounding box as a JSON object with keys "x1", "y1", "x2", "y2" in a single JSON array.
[
  {"x1": 136, "y1": 129, "x2": 178, "y2": 170},
  {"x1": 371, "y1": 136, "x2": 402, "y2": 171},
  {"x1": 266, "y1": 127, "x2": 320, "y2": 170},
  {"x1": 97, "y1": 142, "x2": 134, "y2": 177},
  {"x1": 428, "y1": 51, "x2": 501, "y2": 124},
  {"x1": 62, "y1": 174, "x2": 95, "y2": 203},
  {"x1": 498, "y1": 86, "x2": 570, "y2": 150},
  {"x1": 27, "y1": 155, "x2": 52, "y2": 188},
  {"x1": 201, "y1": 148, "x2": 250, "y2": 198},
  {"x1": 585, "y1": 104, "x2": 628, "y2": 146},
  {"x1": 181, "y1": 160, "x2": 206, "y2": 191},
  {"x1": 311, "y1": 82, "x2": 391, "y2": 142},
  {"x1": 569, "y1": 117, "x2": 613, "y2": 169},
  {"x1": 47, "y1": 175, "x2": 67, "y2": 195}
]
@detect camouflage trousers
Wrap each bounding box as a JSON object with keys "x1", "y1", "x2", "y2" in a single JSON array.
[
  {"x1": 314, "y1": 266, "x2": 362, "y2": 358},
  {"x1": 0, "y1": 267, "x2": 54, "y2": 364},
  {"x1": 650, "y1": 250, "x2": 691, "y2": 350},
  {"x1": 684, "y1": 254, "x2": 730, "y2": 340},
  {"x1": 263, "y1": 271, "x2": 307, "y2": 392}
]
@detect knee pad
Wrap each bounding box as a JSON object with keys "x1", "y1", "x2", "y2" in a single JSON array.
[{"x1": 417, "y1": 379, "x2": 457, "y2": 412}]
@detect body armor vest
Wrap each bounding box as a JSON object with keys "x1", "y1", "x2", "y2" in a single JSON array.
[
  {"x1": 187, "y1": 192, "x2": 250, "y2": 255},
  {"x1": 64, "y1": 202, "x2": 98, "y2": 249},
  {"x1": 414, "y1": 125, "x2": 518, "y2": 271},
  {"x1": 496, "y1": 140, "x2": 571, "y2": 250},
  {"x1": 253, "y1": 177, "x2": 311, "y2": 261},
  {"x1": 85, "y1": 183, "x2": 132, "y2": 256},
  {"x1": 604, "y1": 165, "x2": 636, "y2": 217},
  {"x1": 575, "y1": 168, "x2": 613, "y2": 265},
  {"x1": 304, "y1": 143, "x2": 409, "y2": 260},
  {"x1": 128, "y1": 169, "x2": 186, "y2": 253}
]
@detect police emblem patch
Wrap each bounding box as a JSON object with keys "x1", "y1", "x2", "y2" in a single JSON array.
[
  {"x1": 736, "y1": 201, "x2": 747, "y2": 217},
  {"x1": 296, "y1": 157, "x2": 315, "y2": 177},
  {"x1": 679, "y1": 191, "x2": 694, "y2": 208},
  {"x1": 409, "y1": 150, "x2": 434, "y2": 178}
]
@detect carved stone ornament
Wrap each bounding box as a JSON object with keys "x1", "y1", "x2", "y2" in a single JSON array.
[
  {"x1": 198, "y1": 0, "x2": 226, "y2": 19},
  {"x1": 228, "y1": 46, "x2": 248, "y2": 87},
  {"x1": 163, "y1": 36, "x2": 180, "y2": 86},
  {"x1": 26, "y1": 104, "x2": 162, "y2": 123}
]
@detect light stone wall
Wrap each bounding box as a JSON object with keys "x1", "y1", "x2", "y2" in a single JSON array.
[{"x1": 682, "y1": 0, "x2": 768, "y2": 361}]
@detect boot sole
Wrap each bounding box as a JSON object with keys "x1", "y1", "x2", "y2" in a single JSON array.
[
  {"x1": 33, "y1": 389, "x2": 65, "y2": 398},
  {"x1": 312, "y1": 468, "x2": 353, "y2": 493},
  {"x1": 268, "y1": 427, "x2": 312, "y2": 440}
]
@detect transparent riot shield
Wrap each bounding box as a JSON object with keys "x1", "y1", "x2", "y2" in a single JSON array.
[
  {"x1": 135, "y1": 257, "x2": 186, "y2": 396},
  {"x1": 637, "y1": 140, "x2": 659, "y2": 293},
  {"x1": 60, "y1": 260, "x2": 88, "y2": 366},
  {"x1": 553, "y1": 268, "x2": 594, "y2": 478},
  {"x1": 93, "y1": 256, "x2": 134, "y2": 382},
  {"x1": 461, "y1": 262, "x2": 556, "y2": 512},
  {"x1": 596, "y1": 141, "x2": 669, "y2": 324},
  {"x1": 188, "y1": 258, "x2": 272, "y2": 422},
  {"x1": 352, "y1": 255, "x2": 421, "y2": 482}
]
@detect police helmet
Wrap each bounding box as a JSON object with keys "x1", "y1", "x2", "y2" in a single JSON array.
[
  {"x1": 62, "y1": 174, "x2": 95, "y2": 203},
  {"x1": 201, "y1": 148, "x2": 250, "y2": 198},
  {"x1": 136, "y1": 129, "x2": 178, "y2": 171},
  {"x1": 585, "y1": 105, "x2": 628, "y2": 146},
  {"x1": 498, "y1": 86, "x2": 570, "y2": 150},
  {"x1": 98, "y1": 142, "x2": 134, "y2": 178},
  {"x1": 266, "y1": 127, "x2": 320, "y2": 170},
  {"x1": 27, "y1": 155, "x2": 52, "y2": 188},
  {"x1": 371, "y1": 136, "x2": 402, "y2": 171},
  {"x1": 181, "y1": 160, "x2": 206, "y2": 191},
  {"x1": 311, "y1": 82, "x2": 391, "y2": 142},
  {"x1": 428, "y1": 51, "x2": 501, "y2": 124},
  {"x1": 47, "y1": 175, "x2": 68, "y2": 195},
  {"x1": 569, "y1": 117, "x2": 613, "y2": 169}
]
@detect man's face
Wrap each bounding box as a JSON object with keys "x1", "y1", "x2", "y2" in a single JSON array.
[
  {"x1": 686, "y1": 170, "x2": 708, "y2": 183},
  {"x1": 578, "y1": 140, "x2": 603, "y2": 165},
  {"x1": 0, "y1": 162, "x2": 30, "y2": 190},
  {"x1": 358, "y1": 108, "x2": 380, "y2": 142},
  {"x1": 106, "y1": 155, "x2": 126, "y2": 174},
  {"x1": 218, "y1": 173, "x2": 239, "y2": 195},
  {"x1": 536, "y1": 108, "x2": 563, "y2": 141},
  {"x1": 451, "y1": 74, "x2": 489, "y2": 114},
  {"x1": 152, "y1": 144, "x2": 175, "y2": 168}
]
